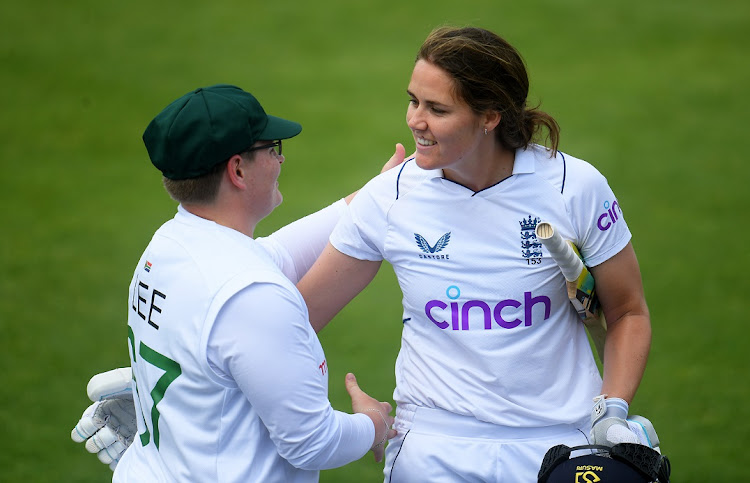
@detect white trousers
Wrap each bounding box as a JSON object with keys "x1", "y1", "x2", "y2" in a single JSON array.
[{"x1": 383, "y1": 404, "x2": 590, "y2": 483}]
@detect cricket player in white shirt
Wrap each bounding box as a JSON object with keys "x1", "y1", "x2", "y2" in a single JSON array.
[
  {"x1": 297, "y1": 27, "x2": 654, "y2": 482},
  {"x1": 72, "y1": 84, "x2": 399, "y2": 482},
  {"x1": 73, "y1": 28, "x2": 662, "y2": 481}
]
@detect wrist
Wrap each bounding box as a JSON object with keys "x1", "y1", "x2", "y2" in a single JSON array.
[
  {"x1": 363, "y1": 408, "x2": 388, "y2": 448},
  {"x1": 592, "y1": 394, "x2": 629, "y2": 423}
]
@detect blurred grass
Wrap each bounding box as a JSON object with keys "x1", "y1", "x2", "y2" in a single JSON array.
[{"x1": 1, "y1": 0, "x2": 748, "y2": 481}]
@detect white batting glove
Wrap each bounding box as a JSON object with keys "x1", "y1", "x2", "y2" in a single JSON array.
[
  {"x1": 590, "y1": 395, "x2": 640, "y2": 447},
  {"x1": 71, "y1": 368, "x2": 137, "y2": 470},
  {"x1": 627, "y1": 414, "x2": 662, "y2": 453}
]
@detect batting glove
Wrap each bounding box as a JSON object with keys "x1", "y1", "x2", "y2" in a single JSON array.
[
  {"x1": 627, "y1": 414, "x2": 662, "y2": 453},
  {"x1": 71, "y1": 368, "x2": 137, "y2": 470},
  {"x1": 590, "y1": 395, "x2": 640, "y2": 447}
]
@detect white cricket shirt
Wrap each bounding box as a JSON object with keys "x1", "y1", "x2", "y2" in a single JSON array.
[
  {"x1": 114, "y1": 203, "x2": 373, "y2": 482},
  {"x1": 330, "y1": 145, "x2": 631, "y2": 427}
]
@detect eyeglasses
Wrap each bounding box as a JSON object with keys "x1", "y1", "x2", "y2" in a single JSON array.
[{"x1": 247, "y1": 140, "x2": 282, "y2": 156}]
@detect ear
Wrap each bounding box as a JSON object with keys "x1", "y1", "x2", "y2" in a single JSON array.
[
  {"x1": 226, "y1": 154, "x2": 247, "y2": 189},
  {"x1": 483, "y1": 110, "x2": 501, "y2": 133}
]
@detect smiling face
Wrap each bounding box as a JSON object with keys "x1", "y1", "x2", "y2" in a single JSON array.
[{"x1": 406, "y1": 60, "x2": 490, "y2": 181}]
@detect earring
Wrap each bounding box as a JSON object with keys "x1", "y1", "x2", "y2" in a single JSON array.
[{"x1": 484, "y1": 128, "x2": 488, "y2": 135}]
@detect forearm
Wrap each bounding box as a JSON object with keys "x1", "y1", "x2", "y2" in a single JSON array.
[
  {"x1": 590, "y1": 242, "x2": 652, "y2": 404},
  {"x1": 600, "y1": 312, "x2": 651, "y2": 403},
  {"x1": 260, "y1": 199, "x2": 348, "y2": 282},
  {"x1": 290, "y1": 411, "x2": 373, "y2": 470},
  {"x1": 214, "y1": 284, "x2": 373, "y2": 469},
  {"x1": 297, "y1": 243, "x2": 380, "y2": 333}
]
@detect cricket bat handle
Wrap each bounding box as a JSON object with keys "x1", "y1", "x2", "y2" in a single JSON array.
[
  {"x1": 535, "y1": 221, "x2": 607, "y2": 362},
  {"x1": 534, "y1": 222, "x2": 584, "y2": 282}
]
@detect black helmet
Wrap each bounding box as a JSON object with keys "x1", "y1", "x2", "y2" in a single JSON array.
[{"x1": 538, "y1": 443, "x2": 671, "y2": 483}]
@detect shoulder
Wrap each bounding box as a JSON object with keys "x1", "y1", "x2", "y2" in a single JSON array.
[
  {"x1": 159, "y1": 217, "x2": 286, "y2": 289},
  {"x1": 526, "y1": 145, "x2": 606, "y2": 196},
  {"x1": 559, "y1": 150, "x2": 608, "y2": 191},
  {"x1": 360, "y1": 156, "x2": 436, "y2": 201},
  {"x1": 228, "y1": 276, "x2": 305, "y2": 311},
  {"x1": 209, "y1": 266, "x2": 303, "y2": 328}
]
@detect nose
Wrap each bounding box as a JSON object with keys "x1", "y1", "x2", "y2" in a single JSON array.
[{"x1": 407, "y1": 107, "x2": 427, "y2": 132}]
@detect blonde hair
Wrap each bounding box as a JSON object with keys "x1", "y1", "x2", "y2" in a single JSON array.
[{"x1": 162, "y1": 151, "x2": 256, "y2": 204}]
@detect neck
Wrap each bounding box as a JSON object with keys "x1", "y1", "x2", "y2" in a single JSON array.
[
  {"x1": 443, "y1": 144, "x2": 516, "y2": 192},
  {"x1": 182, "y1": 201, "x2": 258, "y2": 238}
]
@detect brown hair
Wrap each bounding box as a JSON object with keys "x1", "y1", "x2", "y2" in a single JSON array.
[
  {"x1": 417, "y1": 26, "x2": 560, "y2": 154},
  {"x1": 162, "y1": 151, "x2": 256, "y2": 204}
]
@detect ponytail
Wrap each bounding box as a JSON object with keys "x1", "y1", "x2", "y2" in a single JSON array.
[{"x1": 521, "y1": 107, "x2": 560, "y2": 155}]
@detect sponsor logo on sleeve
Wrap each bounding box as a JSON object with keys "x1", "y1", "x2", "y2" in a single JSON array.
[{"x1": 596, "y1": 200, "x2": 622, "y2": 231}]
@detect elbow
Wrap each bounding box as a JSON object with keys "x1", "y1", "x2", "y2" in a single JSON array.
[
  {"x1": 605, "y1": 309, "x2": 652, "y2": 355},
  {"x1": 604, "y1": 299, "x2": 651, "y2": 334},
  {"x1": 279, "y1": 435, "x2": 342, "y2": 471},
  {"x1": 273, "y1": 415, "x2": 346, "y2": 471}
]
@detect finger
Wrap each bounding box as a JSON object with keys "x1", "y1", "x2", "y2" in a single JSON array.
[
  {"x1": 606, "y1": 424, "x2": 639, "y2": 444},
  {"x1": 394, "y1": 143, "x2": 406, "y2": 161},
  {"x1": 71, "y1": 402, "x2": 105, "y2": 442},
  {"x1": 381, "y1": 143, "x2": 407, "y2": 173},
  {"x1": 97, "y1": 439, "x2": 127, "y2": 465},
  {"x1": 71, "y1": 418, "x2": 101, "y2": 443},
  {"x1": 344, "y1": 373, "x2": 362, "y2": 397},
  {"x1": 372, "y1": 445, "x2": 384, "y2": 463},
  {"x1": 87, "y1": 368, "x2": 133, "y2": 402},
  {"x1": 379, "y1": 401, "x2": 393, "y2": 414},
  {"x1": 387, "y1": 428, "x2": 398, "y2": 440},
  {"x1": 85, "y1": 426, "x2": 118, "y2": 453},
  {"x1": 384, "y1": 413, "x2": 395, "y2": 428}
]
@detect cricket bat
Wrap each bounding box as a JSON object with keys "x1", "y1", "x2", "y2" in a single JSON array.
[{"x1": 535, "y1": 222, "x2": 607, "y2": 362}]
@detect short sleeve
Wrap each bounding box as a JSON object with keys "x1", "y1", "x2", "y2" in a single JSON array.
[
  {"x1": 563, "y1": 156, "x2": 632, "y2": 267},
  {"x1": 329, "y1": 176, "x2": 392, "y2": 261}
]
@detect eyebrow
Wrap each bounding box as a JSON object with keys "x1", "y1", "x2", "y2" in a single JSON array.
[{"x1": 407, "y1": 89, "x2": 449, "y2": 109}]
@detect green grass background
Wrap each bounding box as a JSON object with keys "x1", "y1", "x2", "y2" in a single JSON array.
[{"x1": 1, "y1": 0, "x2": 748, "y2": 481}]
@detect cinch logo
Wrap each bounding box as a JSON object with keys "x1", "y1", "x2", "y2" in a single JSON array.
[
  {"x1": 424, "y1": 285, "x2": 551, "y2": 330},
  {"x1": 415, "y1": 232, "x2": 451, "y2": 260},
  {"x1": 597, "y1": 200, "x2": 622, "y2": 231}
]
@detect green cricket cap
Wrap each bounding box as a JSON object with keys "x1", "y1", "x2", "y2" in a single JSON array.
[{"x1": 143, "y1": 84, "x2": 302, "y2": 180}]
